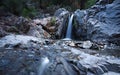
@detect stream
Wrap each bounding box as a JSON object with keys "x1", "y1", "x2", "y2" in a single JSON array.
[
  {"x1": 0, "y1": 38, "x2": 120, "y2": 75},
  {"x1": 0, "y1": 0, "x2": 120, "y2": 75}
]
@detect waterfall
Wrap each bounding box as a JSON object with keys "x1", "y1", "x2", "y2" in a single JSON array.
[{"x1": 64, "y1": 14, "x2": 74, "y2": 40}]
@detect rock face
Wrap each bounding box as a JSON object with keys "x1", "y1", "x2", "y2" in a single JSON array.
[
  {"x1": 74, "y1": 9, "x2": 87, "y2": 40},
  {"x1": 54, "y1": 8, "x2": 69, "y2": 18},
  {"x1": 74, "y1": 0, "x2": 120, "y2": 45},
  {"x1": 0, "y1": 15, "x2": 31, "y2": 37},
  {"x1": 27, "y1": 25, "x2": 51, "y2": 39},
  {"x1": 54, "y1": 8, "x2": 70, "y2": 39}
]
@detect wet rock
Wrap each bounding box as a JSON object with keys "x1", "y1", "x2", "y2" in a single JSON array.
[
  {"x1": 59, "y1": 57, "x2": 78, "y2": 75},
  {"x1": 55, "y1": 16, "x2": 69, "y2": 39},
  {"x1": 74, "y1": 9, "x2": 87, "y2": 40},
  {"x1": 68, "y1": 41, "x2": 76, "y2": 47},
  {"x1": 0, "y1": 59, "x2": 10, "y2": 67},
  {"x1": 74, "y1": 9, "x2": 86, "y2": 25},
  {"x1": 54, "y1": 8, "x2": 70, "y2": 39},
  {"x1": 0, "y1": 40, "x2": 120, "y2": 75},
  {"x1": 108, "y1": 34, "x2": 120, "y2": 46},
  {"x1": 103, "y1": 71, "x2": 120, "y2": 75},
  {"x1": 88, "y1": 66, "x2": 104, "y2": 75},
  {"x1": 82, "y1": 41, "x2": 92, "y2": 49}
]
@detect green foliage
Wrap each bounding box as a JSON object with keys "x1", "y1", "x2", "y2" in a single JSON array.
[
  {"x1": 1, "y1": 0, "x2": 37, "y2": 18},
  {"x1": 85, "y1": 0, "x2": 96, "y2": 9},
  {"x1": 21, "y1": 7, "x2": 37, "y2": 18},
  {"x1": 0, "y1": 0, "x2": 96, "y2": 17},
  {"x1": 50, "y1": 17, "x2": 56, "y2": 25}
]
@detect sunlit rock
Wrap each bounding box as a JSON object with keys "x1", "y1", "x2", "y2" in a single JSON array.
[
  {"x1": 82, "y1": 41, "x2": 92, "y2": 49},
  {"x1": 0, "y1": 34, "x2": 43, "y2": 48}
]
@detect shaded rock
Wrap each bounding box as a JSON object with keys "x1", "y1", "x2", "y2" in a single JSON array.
[
  {"x1": 54, "y1": 8, "x2": 70, "y2": 39},
  {"x1": 0, "y1": 14, "x2": 31, "y2": 37},
  {"x1": 87, "y1": 0, "x2": 120, "y2": 44},
  {"x1": 74, "y1": 9, "x2": 87, "y2": 40},
  {"x1": 0, "y1": 27, "x2": 8, "y2": 37},
  {"x1": 74, "y1": 9, "x2": 86, "y2": 25},
  {"x1": 96, "y1": 0, "x2": 114, "y2": 5},
  {"x1": 27, "y1": 25, "x2": 51, "y2": 39},
  {"x1": 15, "y1": 16, "x2": 30, "y2": 33},
  {"x1": 54, "y1": 8, "x2": 69, "y2": 18},
  {"x1": 43, "y1": 17, "x2": 57, "y2": 32},
  {"x1": 103, "y1": 71, "x2": 120, "y2": 75},
  {"x1": 75, "y1": 0, "x2": 120, "y2": 46},
  {"x1": 55, "y1": 16, "x2": 69, "y2": 39},
  {"x1": 33, "y1": 17, "x2": 59, "y2": 39}
]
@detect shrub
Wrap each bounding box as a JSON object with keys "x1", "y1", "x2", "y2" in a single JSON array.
[
  {"x1": 85, "y1": 0, "x2": 96, "y2": 9},
  {"x1": 50, "y1": 17, "x2": 56, "y2": 25},
  {"x1": 1, "y1": 0, "x2": 37, "y2": 18}
]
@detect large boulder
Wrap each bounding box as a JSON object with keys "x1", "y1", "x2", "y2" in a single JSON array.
[
  {"x1": 87, "y1": 0, "x2": 120, "y2": 44},
  {"x1": 75, "y1": 0, "x2": 120, "y2": 45},
  {"x1": 33, "y1": 17, "x2": 58, "y2": 39},
  {"x1": 27, "y1": 25, "x2": 51, "y2": 39},
  {"x1": 74, "y1": 9, "x2": 87, "y2": 40},
  {"x1": 54, "y1": 8, "x2": 70, "y2": 39}
]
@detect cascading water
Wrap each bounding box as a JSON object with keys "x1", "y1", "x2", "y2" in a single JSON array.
[
  {"x1": 64, "y1": 14, "x2": 74, "y2": 40},
  {"x1": 38, "y1": 57, "x2": 50, "y2": 75}
]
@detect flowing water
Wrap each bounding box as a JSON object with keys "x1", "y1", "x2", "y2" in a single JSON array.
[
  {"x1": 38, "y1": 57, "x2": 50, "y2": 75},
  {"x1": 65, "y1": 14, "x2": 74, "y2": 40}
]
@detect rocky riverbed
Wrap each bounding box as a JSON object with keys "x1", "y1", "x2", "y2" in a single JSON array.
[{"x1": 0, "y1": 35, "x2": 120, "y2": 75}]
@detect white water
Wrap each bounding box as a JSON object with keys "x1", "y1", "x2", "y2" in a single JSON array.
[
  {"x1": 38, "y1": 57, "x2": 50, "y2": 75},
  {"x1": 65, "y1": 14, "x2": 74, "y2": 39}
]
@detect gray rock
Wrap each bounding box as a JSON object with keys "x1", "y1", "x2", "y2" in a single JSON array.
[
  {"x1": 0, "y1": 34, "x2": 43, "y2": 48},
  {"x1": 54, "y1": 8, "x2": 69, "y2": 18},
  {"x1": 82, "y1": 41, "x2": 92, "y2": 49},
  {"x1": 88, "y1": 0, "x2": 120, "y2": 44},
  {"x1": 74, "y1": 0, "x2": 120, "y2": 45},
  {"x1": 27, "y1": 25, "x2": 51, "y2": 39},
  {"x1": 73, "y1": 9, "x2": 87, "y2": 40}
]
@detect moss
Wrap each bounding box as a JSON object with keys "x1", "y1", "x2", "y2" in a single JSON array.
[
  {"x1": 85, "y1": 0, "x2": 96, "y2": 9},
  {"x1": 21, "y1": 7, "x2": 37, "y2": 18},
  {"x1": 50, "y1": 17, "x2": 56, "y2": 25}
]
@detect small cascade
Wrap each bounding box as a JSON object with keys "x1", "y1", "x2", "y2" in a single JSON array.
[
  {"x1": 64, "y1": 14, "x2": 74, "y2": 40},
  {"x1": 38, "y1": 57, "x2": 50, "y2": 75}
]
